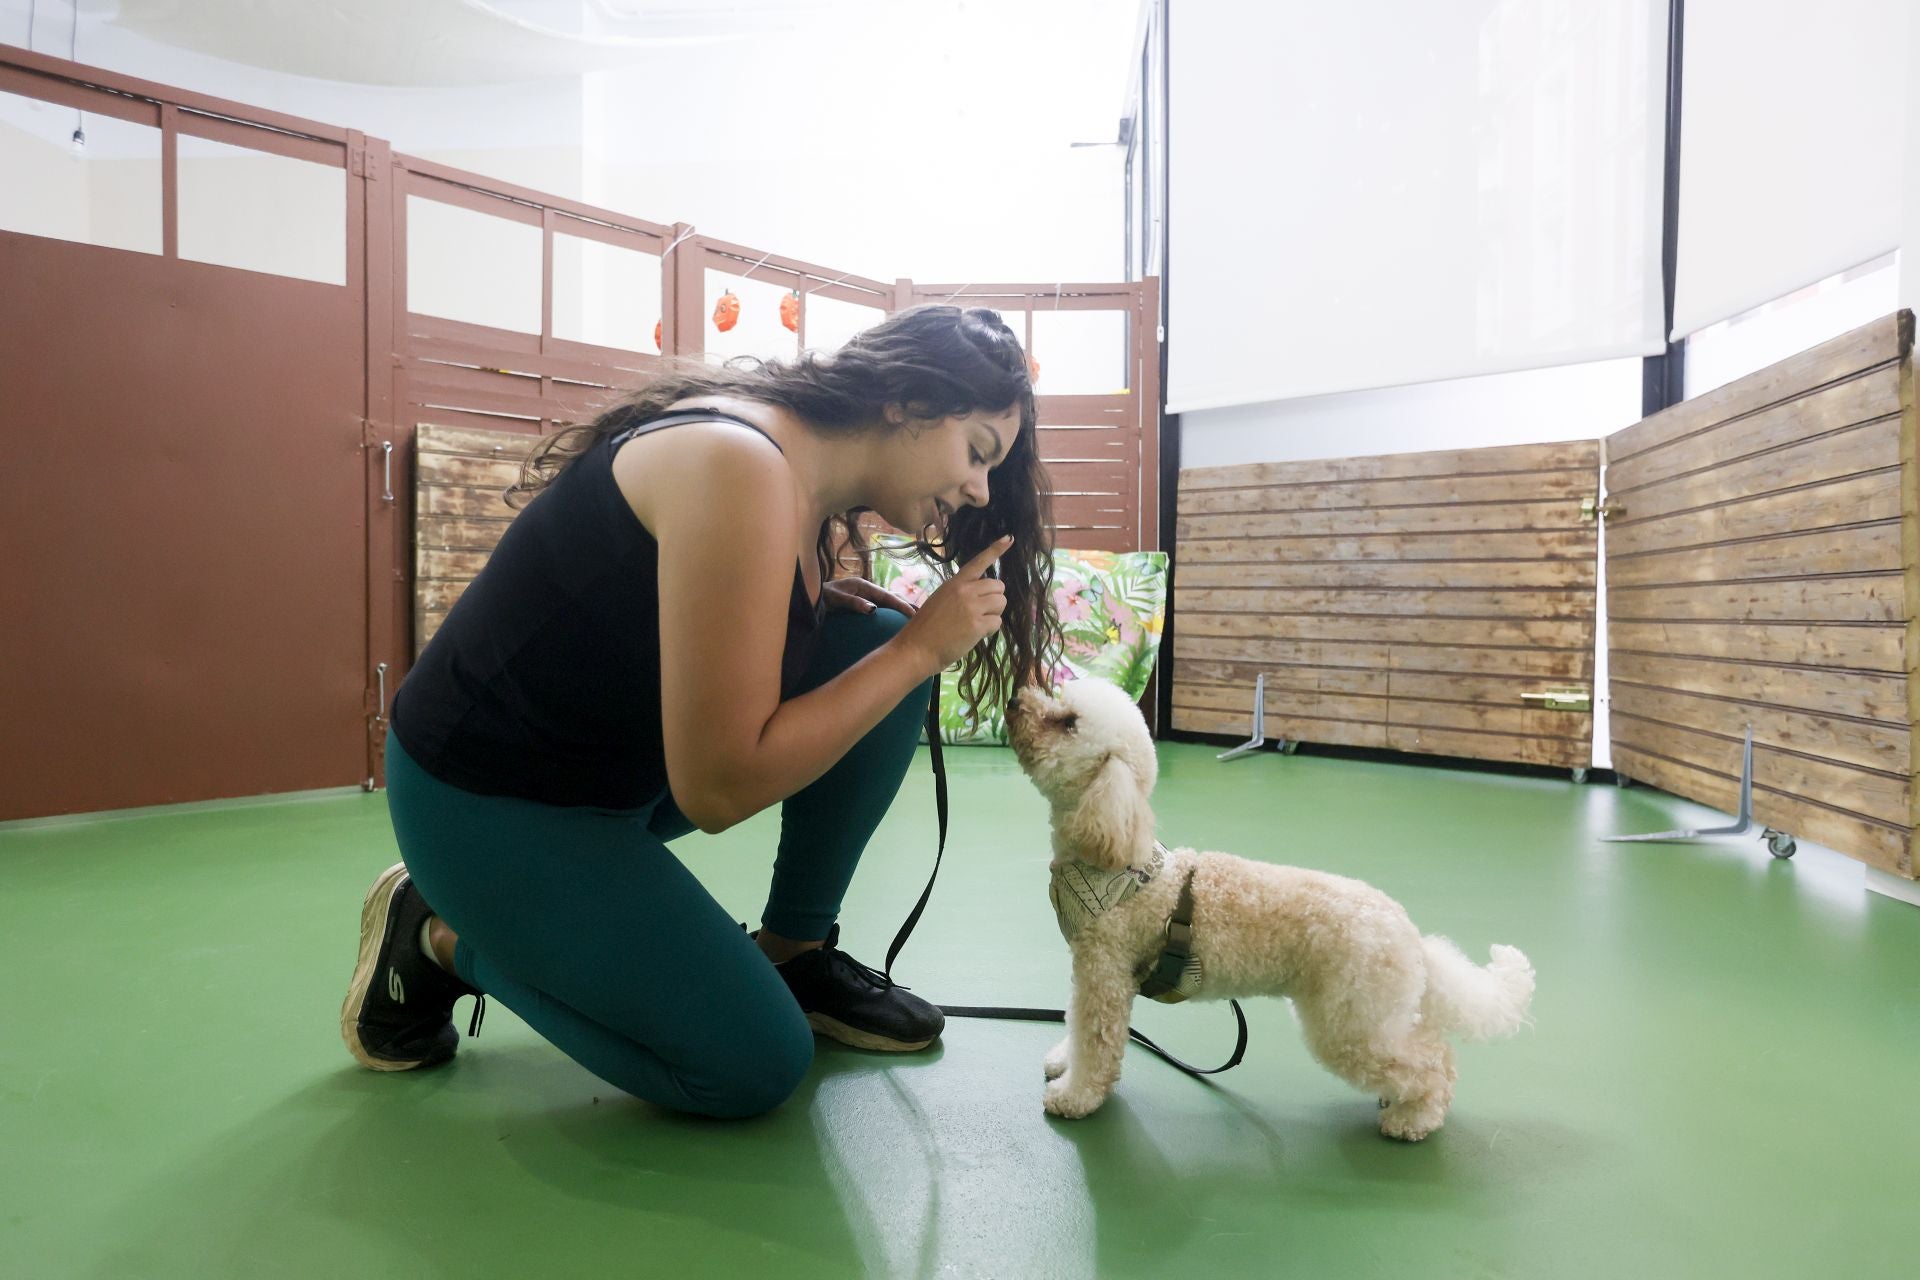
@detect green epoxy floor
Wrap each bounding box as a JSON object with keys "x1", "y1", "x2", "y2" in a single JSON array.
[{"x1": 4, "y1": 743, "x2": 1918, "y2": 1278}]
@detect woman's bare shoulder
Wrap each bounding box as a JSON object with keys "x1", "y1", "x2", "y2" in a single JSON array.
[{"x1": 610, "y1": 412, "x2": 791, "y2": 537}]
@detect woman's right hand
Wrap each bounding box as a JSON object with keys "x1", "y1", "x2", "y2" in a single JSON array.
[{"x1": 897, "y1": 536, "x2": 1013, "y2": 676}]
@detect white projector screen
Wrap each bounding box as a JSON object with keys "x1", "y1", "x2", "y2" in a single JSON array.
[
  {"x1": 1671, "y1": 0, "x2": 1909, "y2": 340},
  {"x1": 1167, "y1": 0, "x2": 1669, "y2": 414}
]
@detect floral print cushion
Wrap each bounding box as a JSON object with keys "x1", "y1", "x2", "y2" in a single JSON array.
[{"x1": 865, "y1": 538, "x2": 1170, "y2": 745}]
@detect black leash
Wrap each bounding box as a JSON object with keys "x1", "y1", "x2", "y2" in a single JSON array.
[{"x1": 882, "y1": 693, "x2": 1248, "y2": 1080}]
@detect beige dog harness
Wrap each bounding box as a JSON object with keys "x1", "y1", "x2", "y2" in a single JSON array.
[{"x1": 1048, "y1": 842, "x2": 1205, "y2": 1003}]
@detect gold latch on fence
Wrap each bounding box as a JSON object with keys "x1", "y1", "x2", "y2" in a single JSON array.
[
  {"x1": 1579, "y1": 496, "x2": 1620, "y2": 523},
  {"x1": 1521, "y1": 688, "x2": 1592, "y2": 712}
]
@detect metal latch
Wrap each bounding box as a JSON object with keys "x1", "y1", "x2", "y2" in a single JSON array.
[
  {"x1": 1521, "y1": 688, "x2": 1593, "y2": 712},
  {"x1": 1580, "y1": 496, "x2": 1620, "y2": 522}
]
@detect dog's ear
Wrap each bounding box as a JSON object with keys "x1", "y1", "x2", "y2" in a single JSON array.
[{"x1": 1059, "y1": 754, "x2": 1153, "y2": 869}]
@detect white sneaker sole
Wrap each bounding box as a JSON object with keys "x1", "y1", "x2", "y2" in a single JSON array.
[
  {"x1": 806, "y1": 1012, "x2": 935, "y2": 1053},
  {"x1": 339, "y1": 861, "x2": 428, "y2": 1072}
]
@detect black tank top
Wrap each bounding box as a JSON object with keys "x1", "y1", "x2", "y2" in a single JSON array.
[{"x1": 391, "y1": 410, "x2": 826, "y2": 809}]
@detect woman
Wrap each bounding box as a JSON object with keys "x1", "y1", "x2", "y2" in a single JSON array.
[{"x1": 340, "y1": 305, "x2": 1057, "y2": 1119}]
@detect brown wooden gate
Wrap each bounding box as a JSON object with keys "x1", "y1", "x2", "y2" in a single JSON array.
[{"x1": 1, "y1": 49, "x2": 374, "y2": 819}]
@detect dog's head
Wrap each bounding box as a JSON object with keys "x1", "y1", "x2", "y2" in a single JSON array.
[{"x1": 1006, "y1": 677, "x2": 1158, "y2": 869}]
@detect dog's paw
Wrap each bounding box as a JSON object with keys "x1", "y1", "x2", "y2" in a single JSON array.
[
  {"x1": 1378, "y1": 1101, "x2": 1446, "y2": 1143},
  {"x1": 1043, "y1": 1040, "x2": 1070, "y2": 1080},
  {"x1": 1043, "y1": 1077, "x2": 1107, "y2": 1119}
]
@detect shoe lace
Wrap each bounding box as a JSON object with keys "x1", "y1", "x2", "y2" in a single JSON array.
[{"x1": 826, "y1": 944, "x2": 908, "y2": 993}]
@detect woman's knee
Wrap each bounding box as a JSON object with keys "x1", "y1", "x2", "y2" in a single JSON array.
[
  {"x1": 678, "y1": 1016, "x2": 815, "y2": 1120},
  {"x1": 795, "y1": 605, "x2": 918, "y2": 697},
  {"x1": 863, "y1": 604, "x2": 911, "y2": 638},
  {"x1": 818, "y1": 604, "x2": 909, "y2": 662}
]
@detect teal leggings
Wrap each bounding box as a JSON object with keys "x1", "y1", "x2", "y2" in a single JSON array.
[{"x1": 385, "y1": 608, "x2": 930, "y2": 1119}]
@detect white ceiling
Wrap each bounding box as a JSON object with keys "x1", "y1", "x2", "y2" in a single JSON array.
[
  {"x1": 91, "y1": 0, "x2": 823, "y2": 85},
  {"x1": 22, "y1": 0, "x2": 1138, "y2": 118}
]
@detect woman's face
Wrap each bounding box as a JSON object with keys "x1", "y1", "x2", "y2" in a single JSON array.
[{"x1": 875, "y1": 404, "x2": 1021, "y2": 541}]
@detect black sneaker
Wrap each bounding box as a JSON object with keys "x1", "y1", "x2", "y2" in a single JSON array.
[
  {"x1": 773, "y1": 924, "x2": 945, "y2": 1052},
  {"x1": 340, "y1": 862, "x2": 484, "y2": 1072}
]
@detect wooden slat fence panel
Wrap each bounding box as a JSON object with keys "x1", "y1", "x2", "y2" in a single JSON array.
[
  {"x1": 1603, "y1": 310, "x2": 1917, "y2": 878},
  {"x1": 1172, "y1": 441, "x2": 1602, "y2": 769}
]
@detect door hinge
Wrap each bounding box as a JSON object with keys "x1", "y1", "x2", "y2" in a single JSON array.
[
  {"x1": 1521, "y1": 688, "x2": 1592, "y2": 712},
  {"x1": 1580, "y1": 496, "x2": 1620, "y2": 522}
]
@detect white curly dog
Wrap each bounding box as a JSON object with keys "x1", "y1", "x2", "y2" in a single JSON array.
[{"x1": 1005, "y1": 677, "x2": 1536, "y2": 1139}]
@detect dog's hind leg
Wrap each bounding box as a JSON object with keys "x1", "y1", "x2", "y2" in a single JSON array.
[
  {"x1": 1295, "y1": 1001, "x2": 1455, "y2": 1141},
  {"x1": 1374, "y1": 1031, "x2": 1455, "y2": 1142}
]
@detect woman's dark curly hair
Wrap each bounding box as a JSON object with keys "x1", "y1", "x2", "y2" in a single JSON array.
[{"x1": 507, "y1": 304, "x2": 1059, "y2": 715}]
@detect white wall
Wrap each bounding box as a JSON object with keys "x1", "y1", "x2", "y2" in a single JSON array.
[
  {"x1": 0, "y1": 97, "x2": 97, "y2": 245},
  {"x1": 575, "y1": 5, "x2": 1128, "y2": 370},
  {"x1": 1686, "y1": 254, "x2": 1901, "y2": 399},
  {"x1": 576, "y1": 0, "x2": 1130, "y2": 284},
  {"x1": 1179, "y1": 357, "x2": 1644, "y2": 471},
  {"x1": 1903, "y1": 0, "x2": 1920, "y2": 315}
]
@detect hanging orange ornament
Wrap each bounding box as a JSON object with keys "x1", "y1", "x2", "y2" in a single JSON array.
[
  {"x1": 654, "y1": 319, "x2": 663, "y2": 350},
  {"x1": 1027, "y1": 353, "x2": 1041, "y2": 385},
  {"x1": 713, "y1": 291, "x2": 741, "y2": 333},
  {"x1": 780, "y1": 289, "x2": 800, "y2": 333}
]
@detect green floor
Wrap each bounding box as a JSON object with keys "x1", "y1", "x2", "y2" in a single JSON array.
[{"x1": 3, "y1": 742, "x2": 1917, "y2": 1278}]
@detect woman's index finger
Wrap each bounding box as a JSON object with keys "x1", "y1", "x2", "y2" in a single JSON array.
[{"x1": 956, "y1": 535, "x2": 1014, "y2": 581}]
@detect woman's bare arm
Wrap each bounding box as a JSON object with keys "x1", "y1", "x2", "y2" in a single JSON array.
[{"x1": 639, "y1": 428, "x2": 947, "y2": 833}]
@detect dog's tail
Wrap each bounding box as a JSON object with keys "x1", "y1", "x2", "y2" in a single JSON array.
[{"x1": 1418, "y1": 937, "x2": 1535, "y2": 1041}]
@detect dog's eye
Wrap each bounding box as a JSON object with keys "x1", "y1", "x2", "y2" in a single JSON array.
[{"x1": 1057, "y1": 712, "x2": 1079, "y2": 733}]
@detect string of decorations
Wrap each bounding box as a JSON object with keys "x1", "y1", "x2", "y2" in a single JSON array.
[{"x1": 648, "y1": 262, "x2": 1048, "y2": 389}]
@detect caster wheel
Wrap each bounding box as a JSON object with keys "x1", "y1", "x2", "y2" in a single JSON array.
[
  {"x1": 1280, "y1": 740, "x2": 1300, "y2": 756},
  {"x1": 1571, "y1": 767, "x2": 1589, "y2": 784},
  {"x1": 1615, "y1": 772, "x2": 1631, "y2": 788},
  {"x1": 1765, "y1": 830, "x2": 1797, "y2": 859}
]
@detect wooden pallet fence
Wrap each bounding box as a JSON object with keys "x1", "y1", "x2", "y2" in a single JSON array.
[
  {"x1": 1173, "y1": 441, "x2": 1602, "y2": 769},
  {"x1": 413, "y1": 422, "x2": 539, "y2": 653},
  {"x1": 1602, "y1": 310, "x2": 1917, "y2": 877}
]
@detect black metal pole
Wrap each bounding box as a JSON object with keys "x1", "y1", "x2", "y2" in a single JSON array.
[
  {"x1": 1155, "y1": 0, "x2": 1181, "y2": 739},
  {"x1": 1642, "y1": 0, "x2": 1686, "y2": 416}
]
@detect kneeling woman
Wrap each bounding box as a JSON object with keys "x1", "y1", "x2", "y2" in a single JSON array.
[{"x1": 341, "y1": 305, "x2": 1058, "y2": 1118}]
